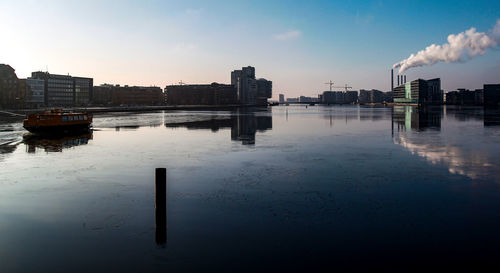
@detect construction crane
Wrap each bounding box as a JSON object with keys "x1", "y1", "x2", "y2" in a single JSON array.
[
  {"x1": 178, "y1": 81, "x2": 186, "y2": 85},
  {"x1": 325, "y1": 81, "x2": 352, "y2": 92},
  {"x1": 331, "y1": 84, "x2": 353, "y2": 92},
  {"x1": 324, "y1": 80, "x2": 335, "y2": 91}
]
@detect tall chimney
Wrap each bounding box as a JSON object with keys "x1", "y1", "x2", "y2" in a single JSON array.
[
  {"x1": 391, "y1": 69, "x2": 394, "y2": 91},
  {"x1": 404, "y1": 75, "x2": 407, "y2": 83},
  {"x1": 397, "y1": 75, "x2": 400, "y2": 86}
]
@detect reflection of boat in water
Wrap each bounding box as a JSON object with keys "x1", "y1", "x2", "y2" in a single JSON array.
[
  {"x1": 23, "y1": 109, "x2": 92, "y2": 134},
  {"x1": 23, "y1": 131, "x2": 93, "y2": 153}
]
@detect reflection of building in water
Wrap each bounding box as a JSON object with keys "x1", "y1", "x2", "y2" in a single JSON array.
[
  {"x1": 165, "y1": 110, "x2": 272, "y2": 145},
  {"x1": 392, "y1": 106, "x2": 442, "y2": 132},
  {"x1": 484, "y1": 108, "x2": 500, "y2": 126},
  {"x1": 392, "y1": 106, "x2": 499, "y2": 183},
  {"x1": 23, "y1": 132, "x2": 93, "y2": 153}
]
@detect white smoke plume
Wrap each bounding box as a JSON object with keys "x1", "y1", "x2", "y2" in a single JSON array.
[{"x1": 393, "y1": 19, "x2": 500, "y2": 73}]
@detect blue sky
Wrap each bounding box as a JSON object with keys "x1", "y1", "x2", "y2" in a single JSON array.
[{"x1": 1, "y1": 0, "x2": 499, "y2": 98}]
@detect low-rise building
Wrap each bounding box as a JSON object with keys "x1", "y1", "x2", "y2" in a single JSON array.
[
  {"x1": 359, "y1": 89, "x2": 387, "y2": 104},
  {"x1": 322, "y1": 91, "x2": 344, "y2": 104},
  {"x1": 31, "y1": 71, "x2": 93, "y2": 106},
  {"x1": 165, "y1": 83, "x2": 236, "y2": 105},
  {"x1": 93, "y1": 84, "x2": 164, "y2": 106},
  {"x1": 445, "y1": 89, "x2": 483, "y2": 105}
]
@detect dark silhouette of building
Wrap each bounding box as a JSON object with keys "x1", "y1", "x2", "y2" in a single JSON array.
[
  {"x1": 445, "y1": 89, "x2": 483, "y2": 105},
  {"x1": 93, "y1": 84, "x2": 164, "y2": 106},
  {"x1": 256, "y1": 78, "x2": 272, "y2": 106},
  {"x1": 359, "y1": 89, "x2": 390, "y2": 104},
  {"x1": 165, "y1": 83, "x2": 236, "y2": 105},
  {"x1": 484, "y1": 84, "x2": 500, "y2": 106},
  {"x1": 31, "y1": 71, "x2": 93, "y2": 106},
  {"x1": 0, "y1": 64, "x2": 23, "y2": 109},
  {"x1": 231, "y1": 66, "x2": 257, "y2": 105},
  {"x1": 321, "y1": 91, "x2": 344, "y2": 104},
  {"x1": 344, "y1": 91, "x2": 359, "y2": 104},
  {"x1": 231, "y1": 66, "x2": 273, "y2": 105}
]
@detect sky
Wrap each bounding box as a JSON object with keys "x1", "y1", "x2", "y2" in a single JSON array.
[{"x1": 1, "y1": 0, "x2": 499, "y2": 99}]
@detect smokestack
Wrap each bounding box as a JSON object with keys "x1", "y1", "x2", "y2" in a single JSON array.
[
  {"x1": 397, "y1": 75, "x2": 400, "y2": 86},
  {"x1": 391, "y1": 69, "x2": 394, "y2": 91},
  {"x1": 404, "y1": 75, "x2": 407, "y2": 84}
]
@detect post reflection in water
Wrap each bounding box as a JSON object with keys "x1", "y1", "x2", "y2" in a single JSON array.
[
  {"x1": 165, "y1": 109, "x2": 272, "y2": 145},
  {"x1": 22, "y1": 131, "x2": 94, "y2": 153}
]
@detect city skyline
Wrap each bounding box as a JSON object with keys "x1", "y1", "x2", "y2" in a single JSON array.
[{"x1": 1, "y1": 0, "x2": 499, "y2": 99}]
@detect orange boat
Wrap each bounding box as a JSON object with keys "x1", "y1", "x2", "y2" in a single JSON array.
[{"x1": 23, "y1": 109, "x2": 92, "y2": 134}]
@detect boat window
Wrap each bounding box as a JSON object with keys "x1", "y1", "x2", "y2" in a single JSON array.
[
  {"x1": 68, "y1": 116, "x2": 73, "y2": 121},
  {"x1": 62, "y1": 116, "x2": 67, "y2": 122},
  {"x1": 83, "y1": 115, "x2": 87, "y2": 120},
  {"x1": 79, "y1": 116, "x2": 84, "y2": 120}
]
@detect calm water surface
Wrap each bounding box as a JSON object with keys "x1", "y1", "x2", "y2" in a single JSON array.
[{"x1": 1, "y1": 105, "x2": 500, "y2": 272}]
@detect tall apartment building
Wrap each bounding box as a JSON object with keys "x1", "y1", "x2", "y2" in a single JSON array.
[
  {"x1": 31, "y1": 71, "x2": 93, "y2": 106},
  {"x1": 279, "y1": 94, "x2": 285, "y2": 104},
  {"x1": 231, "y1": 66, "x2": 259, "y2": 105}
]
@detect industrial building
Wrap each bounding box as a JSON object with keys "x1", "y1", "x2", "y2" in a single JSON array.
[
  {"x1": 93, "y1": 84, "x2": 164, "y2": 106},
  {"x1": 165, "y1": 83, "x2": 236, "y2": 105},
  {"x1": 31, "y1": 71, "x2": 93, "y2": 106},
  {"x1": 279, "y1": 94, "x2": 285, "y2": 104},
  {"x1": 393, "y1": 78, "x2": 442, "y2": 105}
]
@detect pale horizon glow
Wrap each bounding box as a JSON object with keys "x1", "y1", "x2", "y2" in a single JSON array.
[{"x1": 1, "y1": 0, "x2": 499, "y2": 99}]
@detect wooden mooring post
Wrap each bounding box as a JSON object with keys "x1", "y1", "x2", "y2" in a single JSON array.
[{"x1": 155, "y1": 168, "x2": 167, "y2": 246}]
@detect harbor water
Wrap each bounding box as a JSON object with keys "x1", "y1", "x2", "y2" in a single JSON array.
[{"x1": 1, "y1": 105, "x2": 500, "y2": 272}]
